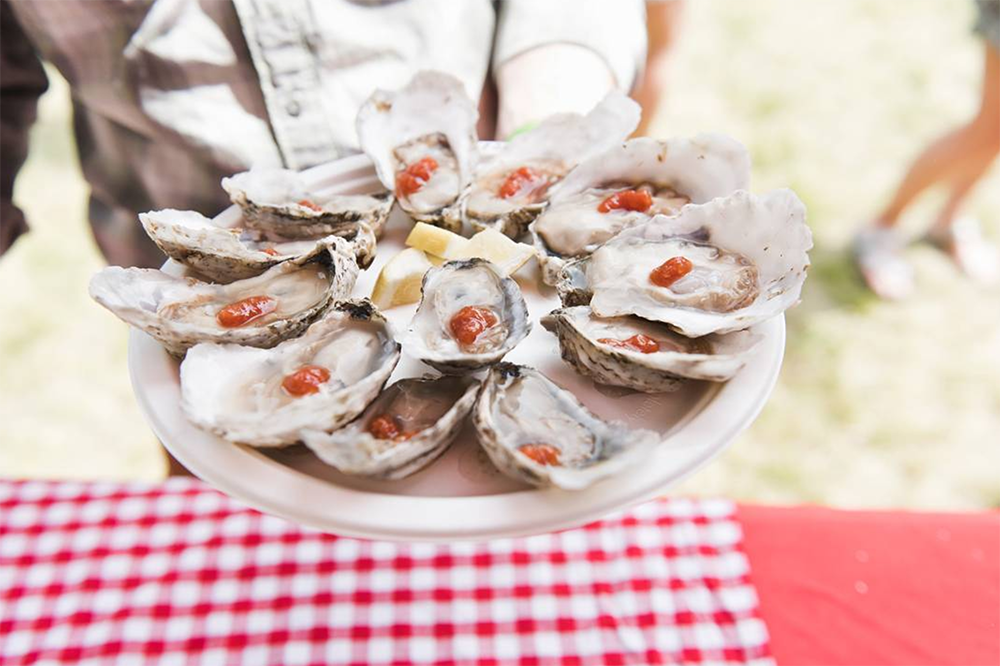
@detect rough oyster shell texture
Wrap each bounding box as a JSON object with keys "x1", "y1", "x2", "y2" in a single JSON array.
[
  {"x1": 356, "y1": 71, "x2": 479, "y2": 232},
  {"x1": 541, "y1": 306, "x2": 764, "y2": 392},
  {"x1": 461, "y1": 91, "x2": 641, "y2": 238},
  {"x1": 472, "y1": 363, "x2": 661, "y2": 489},
  {"x1": 404, "y1": 258, "x2": 531, "y2": 374},
  {"x1": 222, "y1": 167, "x2": 393, "y2": 241},
  {"x1": 89, "y1": 238, "x2": 358, "y2": 357},
  {"x1": 140, "y1": 209, "x2": 376, "y2": 282},
  {"x1": 301, "y1": 375, "x2": 480, "y2": 479},
  {"x1": 180, "y1": 300, "x2": 400, "y2": 447},
  {"x1": 531, "y1": 134, "x2": 752, "y2": 285},
  {"x1": 564, "y1": 189, "x2": 812, "y2": 337}
]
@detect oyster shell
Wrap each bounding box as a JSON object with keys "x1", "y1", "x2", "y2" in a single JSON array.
[
  {"x1": 140, "y1": 208, "x2": 377, "y2": 282},
  {"x1": 404, "y1": 259, "x2": 531, "y2": 374},
  {"x1": 301, "y1": 375, "x2": 480, "y2": 479},
  {"x1": 222, "y1": 167, "x2": 393, "y2": 239},
  {"x1": 531, "y1": 135, "x2": 751, "y2": 285},
  {"x1": 562, "y1": 190, "x2": 812, "y2": 336},
  {"x1": 89, "y1": 238, "x2": 358, "y2": 357},
  {"x1": 356, "y1": 71, "x2": 479, "y2": 232},
  {"x1": 472, "y1": 363, "x2": 660, "y2": 489},
  {"x1": 461, "y1": 91, "x2": 641, "y2": 238},
  {"x1": 541, "y1": 306, "x2": 763, "y2": 391},
  {"x1": 180, "y1": 300, "x2": 400, "y2": 447}
]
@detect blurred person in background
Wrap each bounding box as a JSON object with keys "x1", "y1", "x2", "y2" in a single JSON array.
[
  {"x1": 853, "y1": 0, "x2": 1000, "y2": 299},
  {"x1": 1, "y1": 0, "x2": 649, "y2": 267}
]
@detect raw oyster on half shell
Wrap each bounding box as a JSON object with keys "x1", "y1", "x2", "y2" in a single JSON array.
[
  {"x1": 140, "y1": 208, "x2": 376, "y2": 282},
  {"x1": 180, "y1": 300, "x2": 400, "y2": 447},
  {"x1": 542, "y1": 306, "x2": 763, "y2": 392},
  {"x1": 404, "y1": 259, "x2": 531, "y2": 374},
  {"x1": 461, "y1": 91, "x2": 641, "y2": 238},
  {"x1": 301, "y1": 375, "x2": 480, "y2": 479},
  {"x1": 531, "y1": 135, "x2": 751, "y2": 285},
  {"x1": 356, "y1": 71, "x2": 479, "y2": 232},
  {"x1": 222, "y1": 167, "x2": 393, "y2": 240},
  {"x1": 472, "y1": 363, "x2": 660, "y2": 489},
  {"x1": 559, "y1": 190, "x2": 812, "y2": 337},
  {"x1": 89, "y1": 238, "x2": 358, "y2": 357}
]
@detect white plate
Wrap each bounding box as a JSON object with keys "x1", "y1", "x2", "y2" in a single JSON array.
[{"x1": 128, "y1": 152, "x2": 785, "y2": 542}]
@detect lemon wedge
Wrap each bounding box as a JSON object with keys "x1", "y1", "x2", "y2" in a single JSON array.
[
  {"x1": 454, "y1": 228, "x2": 536, "y2": 276},
  {"x1": 405, "y1": 222, "x2": 470, "y2": 259},
  {"x1": 370, "y1": 247, "x2": 433, "y2": 309}
]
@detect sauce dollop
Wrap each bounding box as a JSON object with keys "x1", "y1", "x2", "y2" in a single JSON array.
[
  {"x1": 297, "y1": 199, "x2": 323, "y2": 212},
  {"x1": 367, "y1": 414, "x2": 417, "y2": 441},
  {"x1": 597, "y1": 333, "x2": 661, "y2": 354},
  {"x1": 518, "y1": 443, "x2": 561, "y2": 466},
  {"x1": 216, "y1": 295, "x2": 277, "y2": 328},
  {"x1": 597, "y1": 189, "x2": 653, "y2": 213},
  {"x1": 281, "y1": 365, "x2": 331, "y2": 397},
  {"x1": 396, "y1": 157, "x2": 439, "y2": 197},
  {"x1": 449, "y1": 305, "x2": 499, "y2": 347},
  {"x1": 498, "y1": 166, "x2": 546, "y2": 200},
  {"x1": 649, "y1": 257, "x2": 693, "y2": 288}
]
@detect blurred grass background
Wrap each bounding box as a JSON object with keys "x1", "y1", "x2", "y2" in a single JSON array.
[{"x1": 1, "y1": 0, "x2": 998, "y2": 507}]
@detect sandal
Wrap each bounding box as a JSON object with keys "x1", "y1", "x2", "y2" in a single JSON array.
[
  {"x1": 923, "y1": 217, "x2": 1000, "y2": 285},
  {"x1": 851, "y1": 226, "x2": 915, "y2": 300}
]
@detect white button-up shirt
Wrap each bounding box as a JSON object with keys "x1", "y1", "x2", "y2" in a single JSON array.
[{"x1": 2, "y1": 0, "x2": 646, "y2": 265}]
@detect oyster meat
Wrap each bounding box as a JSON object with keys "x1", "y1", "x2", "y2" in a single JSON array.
[
  {"x1": 563, "y1": 190, "x2": 812, "y2": 336},
  {"x1": 404, "y1": 259, "x2": 531, "y2": 374},
  {"x1": 89, "y1": 238, "x2": 358, "y2": 357},
  {"x1": 180, "y1": 300, "x2": 400, "y2": 447},
  {"x1": 461, "y1": 91, "x2": 641, "y2": 238},
  {"x1": 542, "y1": 306, "x2": 763, "y2": 391},
  {"x1": 531, "y1": 135, "x2": 751, "y2": 285},
  {"x1": 301, "y1": 375, "x2": 480, "y2": 479},
  {"x1": 222, "y1": 167, "x2": 393, "y2": 240},
  {"x1": 356, "y1": 71, "x2": 479, "y2": 232},
  {"x1": 141, "y1": 208, "x2": 376, "y2": 281},
  {"x1": 472, "y1": 363, "x2": 660, "y2": 489}
]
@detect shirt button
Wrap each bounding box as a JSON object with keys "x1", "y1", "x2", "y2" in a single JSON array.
[{"x1": 285, "y1": 100, "x2": 301, "y2": 117}]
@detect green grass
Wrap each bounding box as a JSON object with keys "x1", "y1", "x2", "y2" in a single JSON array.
[{"x1": 2, "y1": 0, "x2": 998, "y2": 507}]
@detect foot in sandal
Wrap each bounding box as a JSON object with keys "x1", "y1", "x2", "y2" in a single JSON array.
[
  {"x1": 925, "y1": 217, "x2": 1000, "y2": 285},
  {"x1": 852, "y1": 227, "x2": 915, "y2": 300}
]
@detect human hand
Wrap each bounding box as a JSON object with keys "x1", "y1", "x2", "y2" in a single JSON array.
[{"x1": 494, "y1": 44, "x2": 617, "y2": 140}]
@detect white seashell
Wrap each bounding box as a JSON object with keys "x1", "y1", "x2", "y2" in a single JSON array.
[
  {"x1": 222, "y1": 166, "x2": 393, "y2": 240},
  {"x1": 89, "y1": 238, "x2": 359, "y2": 357},
  {"x1": 576, "y1": 189, "x2": 812, "y2": 337},
  {"x1": 541, "y1": 306, "x2": 763, "y2": 391},
  {"x1": 404, "y1": 259, "x2": 531, "y2": 374},
  {"x1": 301, "y1": 375, "x2": 480, "y2": 479},
  {"x1": 140, "y1": 208, "x2": 376, "y2": 281},
  {"x1": 461, "y1": 91, "x2": 641, "y2": 238},
  {"x1": 472, "y1": 364, "x2": 660, "y2": 490},
  {"x1": 180, "y1": 300, "x2": 400, "y2": 447},
  {"x1": 531, "y1": 134, "x2": 751, "y2": 284},
  {"x1": 356, "y1": 71, "x2": 479, "y2": 231}
]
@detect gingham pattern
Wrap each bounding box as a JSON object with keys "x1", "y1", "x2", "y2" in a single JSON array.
[{"x1": 0, "y1": 479, "x2": 772, "y2": 666}]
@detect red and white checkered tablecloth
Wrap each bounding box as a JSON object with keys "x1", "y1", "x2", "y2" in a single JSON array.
[{"x1": 0, "y1": 479, "x2": 772, "y2": 666}]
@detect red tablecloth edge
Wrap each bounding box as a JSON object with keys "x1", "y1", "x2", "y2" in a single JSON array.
[{"x1": 738, "y1": 504, "x2": 1000, "y2": 666}]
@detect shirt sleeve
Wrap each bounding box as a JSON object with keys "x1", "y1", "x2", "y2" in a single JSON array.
[
  {"x1": 493, "y1": 0, "x2": 647, "y2": 91},
  {"x1": 0, "y1": 0, "x2": 48, "y2": 255}
]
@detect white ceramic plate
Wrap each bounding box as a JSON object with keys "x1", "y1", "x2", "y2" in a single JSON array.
[{"x1": 128, "y1": 152, "x2": 785, "y2": 542}]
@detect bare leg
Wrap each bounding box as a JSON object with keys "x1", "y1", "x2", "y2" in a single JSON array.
[
  {"x1": 634, "y1": 1, "x2": 685, "y2": 136},
  {"x1": 877, "y1": 44, "x2": 999, "y2": 228},
  {"x1": 926, "y1": 158, "x2": 1000, "y2": 284},
  {"x1": 856, "y1": 44, "x2": 999, "y2": 297},
  {"x1": 930, "y1": 175, "x2": 982, "y2": 233}
]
